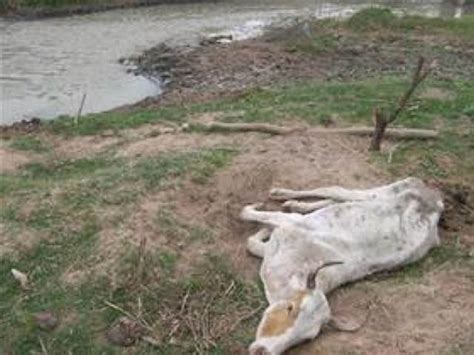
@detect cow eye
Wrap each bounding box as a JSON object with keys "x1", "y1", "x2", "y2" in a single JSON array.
[{"x1": 287, "y1": 304, "x2": 294, "y2": 313}]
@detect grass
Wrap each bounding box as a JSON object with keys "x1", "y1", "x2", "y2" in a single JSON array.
[
  {"x1": 379, "y1": 126, "x2": 474, "y2": 181},
  {"x1": 345, "y1": 8, "x2": 474, "y2": 40},
  {"x1": 155, "y1": 208, "x2": 215, "y2": 244},
  {"x1": 269, "y1": 8, "x2": 474, "y2": 57},
  {"x1": 45, "y1": 78, "x2": 473, "y2": 136},
  {"x1": 1, "y1": 248, "x2": 263, "y2": 353},
  {"x1": 1, "y1": 148, "x2": 234, "y2": 197},
  {"x1": 9, "y1": 136, "x2": 50, "y2": 153},
  {"x1": 47, "y1": 108, "x2": 186, "y2": 136},
  {"x1": 346, "y1": 8, "x2": 396, "y2": 31},
  {"x1": 0, "y1": 148, "x2": 235, "y2": 253},
  {"x1": 0, "y1": 147, "x2": 239, "y2": 353}
]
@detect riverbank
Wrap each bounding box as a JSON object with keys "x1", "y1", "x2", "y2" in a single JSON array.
[
  {"x1": 1, "y1": 9, "x2": 473, "y2": 354},
  {"x1": 126, "y1": 9, "x2": 474, "y2": 110},
  {"x1": 1, "y1": 0, "x2": 221, "y2": 19}
]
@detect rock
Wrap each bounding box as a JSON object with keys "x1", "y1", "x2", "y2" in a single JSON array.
[
  {"x1": 34, "y1": 311, "x2": 59, "y2": 331},
  {"x1": 106, "y1": 317, "x2": 145, "y2": 347}
]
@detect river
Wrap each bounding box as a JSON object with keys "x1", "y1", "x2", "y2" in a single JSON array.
[{"x1": 0, "y1": 0, "x2": 468, "y2": 124}]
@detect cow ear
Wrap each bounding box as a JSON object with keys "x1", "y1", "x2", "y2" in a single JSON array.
[{"x1": 306, "y1": 261, "x2": 344, "y2": 290}]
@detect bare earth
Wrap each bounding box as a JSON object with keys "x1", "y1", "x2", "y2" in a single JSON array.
[{"x1": 34, "y1": 118, "x2": 473, "y2": 354}]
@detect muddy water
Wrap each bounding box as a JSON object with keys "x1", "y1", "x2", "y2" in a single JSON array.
[{"x1": 0, "y1": 0, "x2": 466, "y2": 124}]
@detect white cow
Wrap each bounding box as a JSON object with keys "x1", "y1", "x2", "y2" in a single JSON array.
[{"x1": 240, "y1": 177, "x2": 443, "y2": 355}]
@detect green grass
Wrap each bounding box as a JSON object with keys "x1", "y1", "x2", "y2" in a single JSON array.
[
  {"x1": 155, "y1": 208, "x2": 215, "y2": 244},
  {"x1": 269, "y1": 9, "x2": 474, "y2": 57},
  {"x1": 47, "y1": 78, "x2": 473, "y2": 137},
  {"x1": 0, "y1": 148, "x2": 234, "y2": 249},
  {"x1": 1, "y1": 148, "x2": 234, "y2": 197},
  {"x1": 0, "y1": 247, "x2": 263, "y2": 354},
  {"x1": 379, "y1": 127, "x2": 474, "y2": 181},
  {"x1": 47, "y1": 108, "x2": 186, "y2": 136},
  {"x1": 345, "y1": 8, "x2": 474, "y2": 40},
  {"x1": 346, "y1": 7, "x2": 397, "y2": 31},
  {"x1": 0, "y1": 147, "x2": 239, "y2": 353},
  {"x1": 206, "y1": 79, "x2": 473, "y2": 129},
  {"x1": 9, "y1": 136, "x2": 50, "y2": 153}
]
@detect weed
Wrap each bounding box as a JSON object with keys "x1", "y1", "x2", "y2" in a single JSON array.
[
  {"x1": 0, "y1": 147, "x2": 238, "y2": 353},
  {"x1": 155, "y1": 208, "x2": 215, "y2": 243},
  {"x1": 158, "y1": 251, "x2": 178, "y2": 273},
  {"x1": 346, "y1": 8, "x2": 396, "y2": 31},
  {"x1": 47, "y1": 108, "x2": 186, "y2": 136},
  {"x1": 9, "y1": 136, "x2": 50, "y2": 152},
  {"x1": 345, "y1": 8, "x2": 474, "y2": 40}
]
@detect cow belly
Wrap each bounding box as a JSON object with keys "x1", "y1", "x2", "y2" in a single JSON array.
[{"x1": 302, "y1": 199, "x2": 439, "y2": 272}]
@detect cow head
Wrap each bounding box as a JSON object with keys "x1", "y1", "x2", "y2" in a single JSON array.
[{"x1": 249, "y1": 262, "x2": 343, "y2": 355}]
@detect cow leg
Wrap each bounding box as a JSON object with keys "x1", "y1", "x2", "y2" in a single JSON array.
[
  {"x1": 241, "y1": 203, "x2": 303, "y2": 227},
  {"x1": 282, "y1": 199, "x2": 334, "y2": 213},
  {"x1": 247, "y1": 228, "x2": 271, "y2": 258},
  {"x1": 270, "y1": 186, "x2": 371, "y2": 202},
  {"x1": 270, "y1": 178, "x2": 423, "y2": 202}
]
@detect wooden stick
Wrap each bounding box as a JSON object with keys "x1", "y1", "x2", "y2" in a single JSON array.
[
  {"x1": 196, "y1": 122, "x2": 300, "y2": 135},
  {"x1": 75, "y1": 93, "x2": 87, "y2": 125},
  {"x1": 312, "y1": 127, "x2": 438, "y2": 139},
  {"x1": 193, "y1": 121, "x2": 437, "y2": 139}
]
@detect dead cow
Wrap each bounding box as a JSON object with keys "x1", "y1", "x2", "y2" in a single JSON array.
[{"x1": 241, "y1": 177, "x2": 443, "y2": 355}]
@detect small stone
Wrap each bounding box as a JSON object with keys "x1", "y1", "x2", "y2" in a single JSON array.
[{"x1": 34, "y1": 311, "x2": 59, "y2": 331}]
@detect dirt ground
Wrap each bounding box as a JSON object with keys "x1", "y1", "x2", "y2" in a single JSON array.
[
  {"x1": 39, "y1": 118, "x2": 473, "y2": 354},
  {"x1": 0, "y1": 146, "x2": 33, "y2": 173}
]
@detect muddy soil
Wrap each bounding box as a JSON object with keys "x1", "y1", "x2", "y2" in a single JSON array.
[{"x1": 129, "y1": 24, "x2": 474, "y2": 108}]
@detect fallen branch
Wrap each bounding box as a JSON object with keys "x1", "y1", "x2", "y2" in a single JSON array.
[
  {"x1": 194, "y1": 122, "x2": 300, "y2": 135},
  {"x1": 192, "y1": 122, "x2": 437, "y2": 140},
  {"x1": 312, "y1": 127, "x2": 438, "y2": 139}
]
